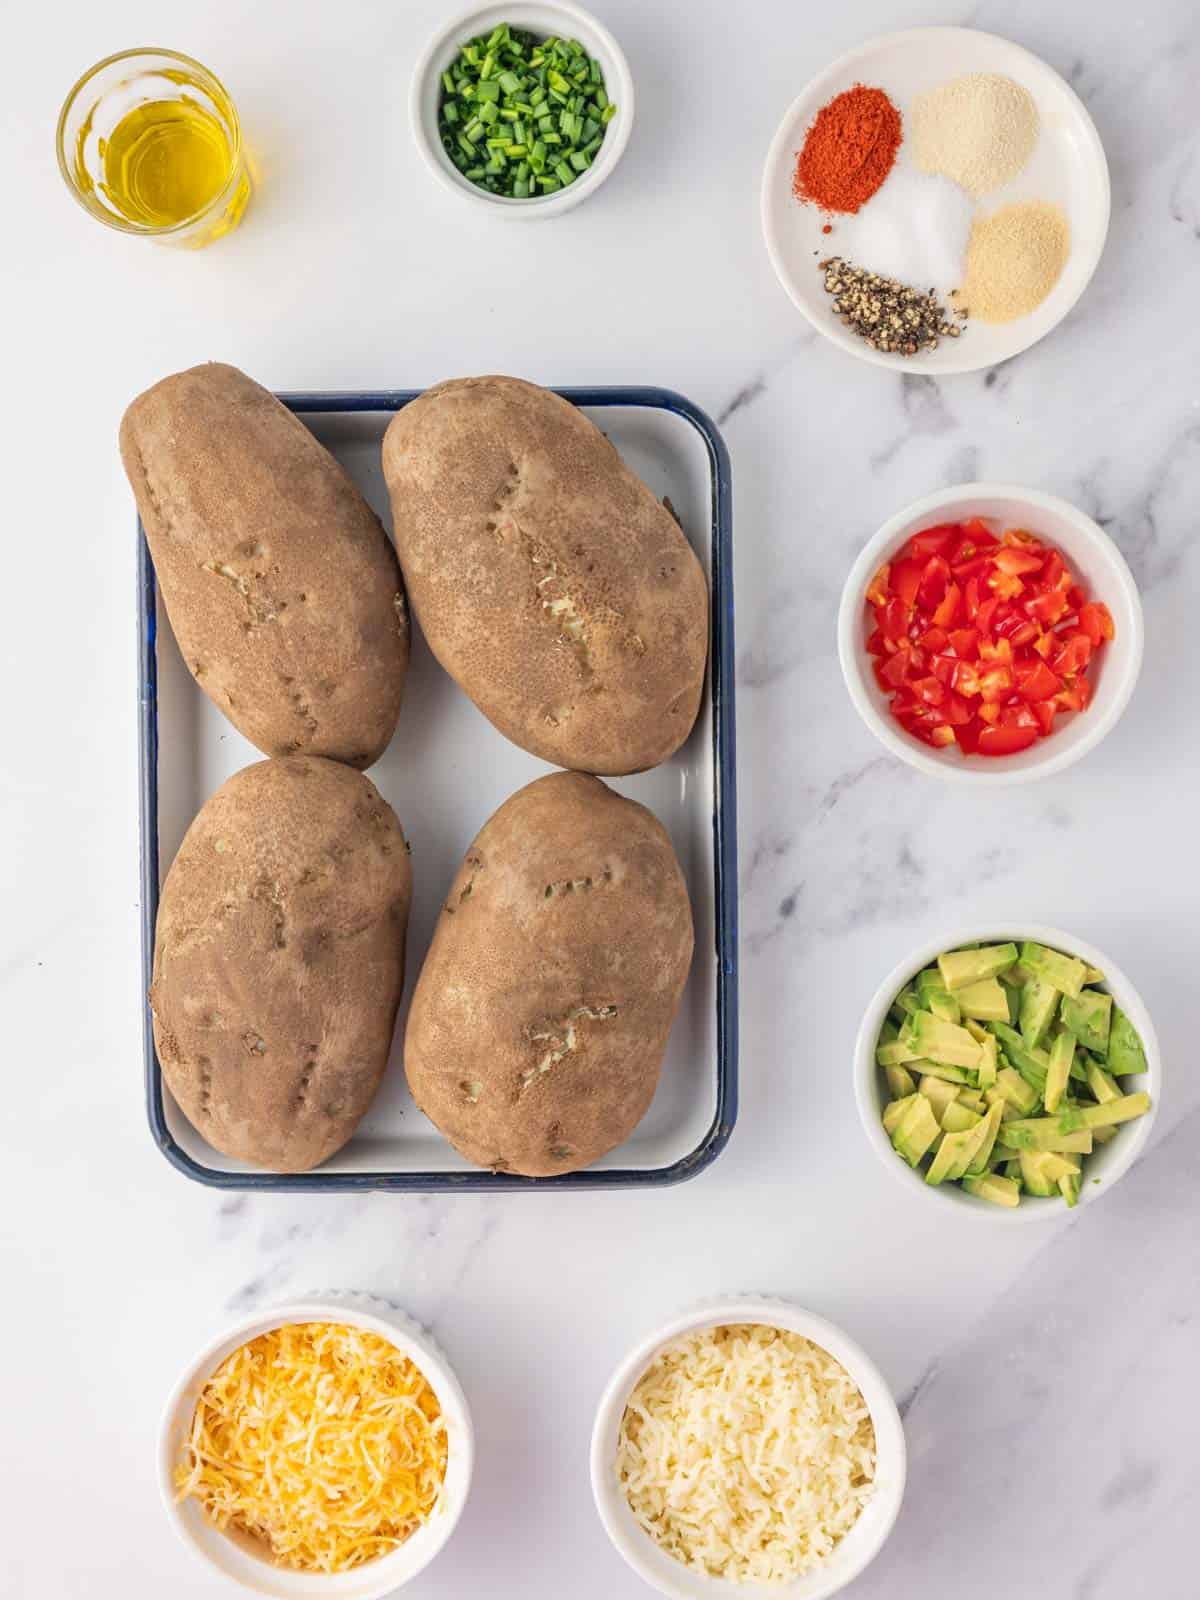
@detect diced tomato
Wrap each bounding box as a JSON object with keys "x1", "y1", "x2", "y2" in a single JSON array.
[
  {"x1": 993, "y1": 547, "x2": 1045, "y2": 577},
  {"x1": 978, "y1": 637, "x2": 1014, "y2": 665},
  {"x1": 864, "y1": 517, "x2": 1111, "y2": 762},
  {"x1": 979, "y1": 665, "x2": 1015, "y2": 703},
  {"x1": 978, "y1": 721, "x2": 1039, "y2": 756},
  {"x1": 950, "y1": 659, "x2": 982, "y2": 697},
  {"x1": 918, "y1": 556, "x2": 952, "y2": 611},
  {"x1": 908, "y1": 523, "x2": 959, "y2": 560},
  {"x1": 890, "y1": 557, "x2": 923, "y2": 609},
  {"x1": 866, "y1": 564, "x2": 891, "y2": 607},
  {"x1": 1053, "y1": 632, "x2": 1093, "y2": 675},
  {"x1": 975, "y1": 596, "x2": 999, "y2": 637},
  {"x1": 1026, "y1": 589, "x2": 1070, "y2": 627},
  {"x1": 988, "y1": 568, "x2": 1026, "y2": 600},
  {"x1": 881, "y1": 597, "x2": 910, "y2": 642},
  {"x1": 1015, "y1": 660, "x2": 1063, "y2": 701},
  {"x1": 878, "y1": 648, "x2": 912, "y2": 688},
  {"x1": 1002, "y1": 527, "x2": 1044, "y2": 551},
  {"x1": 1079, "y1": 601, "x2": 1115, "y2": 647},
  {"x1": 931, "y1": 582, "x2": 963, "y2": 628}
]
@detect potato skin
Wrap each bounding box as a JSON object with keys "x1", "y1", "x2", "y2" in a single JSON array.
[
  {"x1": 122, "y1": 363, "x2": 409, "y2": 768},
  {"x1": 151, "y1": 757, "x2": 412, "y2": 1173},
  {"x1": 404, "y1": 772, "x2": 693, "y2": 1177},
  {"x1": 382, "y1": 376, "x2": 707, "y2": 775}
]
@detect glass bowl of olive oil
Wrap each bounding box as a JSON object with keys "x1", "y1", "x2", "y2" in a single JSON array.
[{"x1": 56, "y1": 48, "x2": 251, "y2": 247}]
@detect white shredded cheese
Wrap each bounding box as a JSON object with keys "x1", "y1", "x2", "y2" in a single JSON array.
[{"x1": 616, "y1": 1323, "x2": 876, "y2": 1584}]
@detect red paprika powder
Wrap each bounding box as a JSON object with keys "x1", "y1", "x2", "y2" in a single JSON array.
[{"x1": 792, "y1": 84, "x2": 902, "y2": 214}]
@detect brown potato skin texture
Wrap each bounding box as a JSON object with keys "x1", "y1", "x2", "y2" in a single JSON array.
[
  {"x1": 405, "y1": 772, "x2": 693, "y2": 1177},
  {"x1": 382, "y1": 376, "x2": 707, "y2": 775},
  {"x1": 122, "y1": 363, "x2": 409, "y2": 768},
  {"x1": 151, "y1": 757, "x2": 412, "y2": 1173}
]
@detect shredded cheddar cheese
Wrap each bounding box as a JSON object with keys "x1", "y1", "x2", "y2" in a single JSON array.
[
  {"x1": 176, "y1": 1321, "x2": 448, "y2": 1573},
  {"x1": 616, "y1": 1324, "x2": 876, "y2": 1584}
]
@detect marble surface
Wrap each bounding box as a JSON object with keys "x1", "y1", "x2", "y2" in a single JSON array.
[{"x1": 3, "y1": 0, "x2": 1199, "y2": 1595}]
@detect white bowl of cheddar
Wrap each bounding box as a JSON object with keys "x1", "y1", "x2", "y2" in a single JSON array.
[
  {"x1": 158, "y1": 1295, "x2": 473, "y2": 1596},
  {"x1": 590, "y1": 1296, "x2": 905, "y2": 1598}
]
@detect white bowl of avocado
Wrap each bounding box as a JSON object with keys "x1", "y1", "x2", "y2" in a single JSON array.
[
  {"x1": 838, "y1": 484, "x2": 1144, "y2": 784},
  {"x1": 854, "y1": 925, "x2": 1159, "y2": 1219}
]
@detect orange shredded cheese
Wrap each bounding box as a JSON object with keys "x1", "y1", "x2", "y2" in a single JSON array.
[{"x1": 176, "y1": 1321, "x2": 448, "y2": 1573}]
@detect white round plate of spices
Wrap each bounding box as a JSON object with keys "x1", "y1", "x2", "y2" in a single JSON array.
[{"x1": 761, "y1": 26, "x2": 1110, "y2": 374}]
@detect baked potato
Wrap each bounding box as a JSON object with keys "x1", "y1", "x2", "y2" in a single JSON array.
[
  {"x1": 151, "y1": 756, "x2": 412, "y2": 1172},
  {"x1": 122, "y1": 362, "x2": 409, "y2": 768},
  {"x1": 404, "y1": 771, "x2": 693, "y2": 1176},
  {"x1": 382, "y1": 376, "x2": 707, "y2": 775}
]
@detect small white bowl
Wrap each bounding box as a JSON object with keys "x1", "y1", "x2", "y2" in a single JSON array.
[
  {"x1": 410, "y1": 0, "x2": 634, "y2": 218},
  {"x1": 837, "y1": 483, "x2": 1144, "y2": 785},
  {"x1": 590, "y1": 1297, "x2": 906, "y2": 1600},
  {"x1": 853, "y1": 923, "x2": 1160, "y2": 1223},
  {"x1": 159, "y1": 1295, "x2": 473, "y2": 1597}
]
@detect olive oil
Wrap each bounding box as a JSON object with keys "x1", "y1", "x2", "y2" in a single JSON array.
[
  {"x1": 60, "y1": 52, "x2": 251, "y2": 245},
  {"x1": 98, "y1": 97, "x2": 234, "y2": 228}
]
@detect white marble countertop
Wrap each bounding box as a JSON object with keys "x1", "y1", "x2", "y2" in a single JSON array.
[{"x1": 4, "y1": 0, "x2": 1199, "y2": 1594}]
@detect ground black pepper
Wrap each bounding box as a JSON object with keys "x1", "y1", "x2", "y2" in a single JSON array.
[{"x1": 818, "y1": 256, "x2": 965, "y2": 355}]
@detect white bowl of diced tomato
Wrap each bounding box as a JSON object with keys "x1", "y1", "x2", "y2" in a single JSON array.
[{"x1": 837, "y1": 484, "x2": 1144, "y2": 783}]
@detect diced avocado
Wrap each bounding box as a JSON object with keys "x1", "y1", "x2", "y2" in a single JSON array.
[
  {"x1": 1107, "y1": 1007, "x2": 1149, "y2": 1076},
  {"x1": 1019, "y1": 1150, "x2": 1058, "y2": 1196},
  {"x1": 877, "y1": 1036, "x2": 921, "y2": 1067},
  {"x1": 1091, "y1": 1124, "x2": 1119, "y2": 1145},
  {"x1": 1020, "y1": 942, "x2": 1087, "y2": 998},
  {"x1": 938, "y1": 943, "x2": 1019, "y2": 992},
  {"x1": 955, "y1": 1087, "x2": 985, "y2": 1113},
  {"x1": 918, "y1": 1061, "x2": 980, "y2": 1087},
  {"x1": 1044, "y1": 1030, "x2": 1076, "y2": 1115},
  {"x1": 1000, "y1": 962, "x2": 1031, "y2": 987},
  {"x1": 989, "y1": 1023, "x2": 1049, "y2": 1093},
  {"x1": 941, "y1": 1101, "x2": 983, "y2": 1134},
  {"x1": 1038, "y1": 1150, "x2": 1082, "y2": 1182},
  {"x1": 985, "y1": 1144, "x2": 1009, "y2": 1171},
  {"x1": 892, "y1": 1096, "x2": 942, "y2": 1166},
  {"x1": 1003, "y1": 1157, "x2": 1024, "y2": 1182},
  {"x1": 963, "y1": 1173, "x2": 1020, "y2": 1207},
  {"x1": 965, "y1": 1101, "x2": 1005, "y2": 1175},
  {"x1": 906, "y1": 1010, "x2": 984, "y2": 1069},
  {"x1": 918, "y1": 1075, "x2": 961, "y2": 1123},
  {"x1": 888, "y1": 986, "x2": 922, "y2": 1025},
  {"x1": 883, "y1": 1092, "x2": 920, "y2": 1136},
  {"x1": 1018, "y1": 977, "x2": 1060, "y2": 1047},
  {"x1": 1083, "y1": 964, "x2": 1105, "y2": 984},
  {"x1": 1059, "y1": 1172, "x2": 1081, "y2": 1207},
  {"x1": 997, "y1": 1119, "x2": 1095, "y2": 1154},
  {"x1": 916, "y1": 967, "x2": 961, "y2": 1024},
  {"x1": 1085, "y1": 1060, "x2": 1120, "y2": 1105},
  {"x1": 955, "y1": 977, "x2": 1010, "y2": 1022},
  {"x1": 884, "y1": 1064, "x2": 918, "y2": 1100},
  {"x1": 976, "y1": 1031, "x2": 999, "y2": 1089},
  {"x1": 1059, "y1": 989, "x2": 1112, "y2": 1053},
  {"x1": 991, "y1": 1067, "x2": 1040, "y2": 1116},
  {"x1": 926, "y1": 1119, "x2": 990, "y2": 1185},
  {"x1": 1063, "y1": 1092, "x2": 1151, "y2": 1131}
]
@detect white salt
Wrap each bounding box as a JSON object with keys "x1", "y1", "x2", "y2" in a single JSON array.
[{"x1": 837, "y1": 167, "x2": 974, "y2": 292}]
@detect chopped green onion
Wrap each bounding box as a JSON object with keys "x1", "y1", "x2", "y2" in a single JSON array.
[{"x1": 436, "y1": 28, "x2": 616, "y2": 198}]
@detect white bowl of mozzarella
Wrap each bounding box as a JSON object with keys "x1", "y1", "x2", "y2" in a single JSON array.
[{"x1": 590, "y1": 1298, "x2": 906, "y2": 1598}]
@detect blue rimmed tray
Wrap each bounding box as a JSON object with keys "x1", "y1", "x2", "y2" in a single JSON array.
[{"x1": 139, "y1": 386, "x2": 737, "y2": 1190}]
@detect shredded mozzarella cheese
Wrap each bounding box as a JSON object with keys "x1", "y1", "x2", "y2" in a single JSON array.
[
  {"x1": 616, "y1": 1323, "x2": 876, "y2": 1584},
  {"x1": 176, "y1": 1321, "x2": 447, "y2": 1573}
]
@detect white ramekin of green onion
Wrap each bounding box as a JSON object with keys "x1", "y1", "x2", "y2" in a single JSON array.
[{"x1": 411, "y1": 3, "x2": 633, "y2": 215}]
